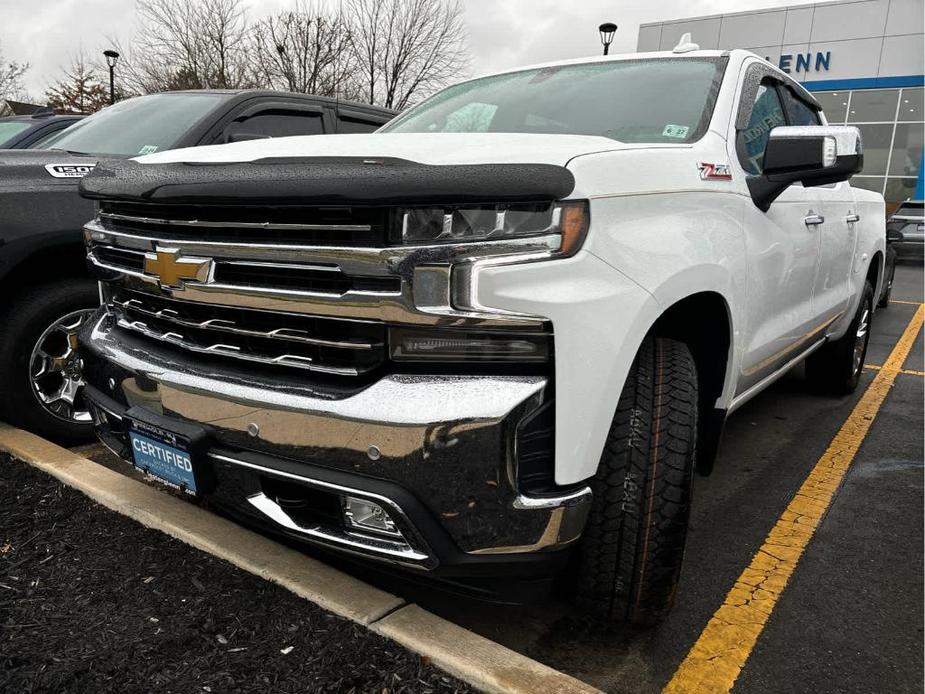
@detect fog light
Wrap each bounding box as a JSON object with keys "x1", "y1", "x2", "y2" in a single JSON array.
[{"x1": 343, "y1": 496, "x2": 401, "y2": 537}]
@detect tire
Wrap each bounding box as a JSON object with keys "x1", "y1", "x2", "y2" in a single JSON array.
[
  {"x1": 877, "y1": 267, "x2": 894, "y2": 308},
  {"x1": 573, "y1": 336, "x2": 698, "y2": 626},
  {"x1": 0, "y1": 278, "x2": 99, "y2": 445},
  {"x1": 806, "y1": 281, "x2": 874, "y2": 396}
]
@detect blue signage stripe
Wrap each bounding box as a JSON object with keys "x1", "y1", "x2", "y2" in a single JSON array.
[{"x1": 803, "y1": 75, "x2": 925, "y2": 91}]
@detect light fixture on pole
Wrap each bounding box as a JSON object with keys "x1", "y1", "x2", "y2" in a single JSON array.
[
  {"x1": 599, "y1": 22, "x2": 617, "y2": 55},
  {"x1": 103, "y1": 50, "x2": 120, "y2": 105}
]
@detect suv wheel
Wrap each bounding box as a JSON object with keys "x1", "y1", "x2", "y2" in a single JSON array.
[
  {"x1": 0, "y1": 278, "x2": 99, "y2": 444},
  {"x1": 572, "y1": 336, "x2": 698, "y2": 625}
]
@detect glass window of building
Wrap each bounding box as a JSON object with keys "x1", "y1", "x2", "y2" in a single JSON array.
[
  {"x1": 855, "y1": 123, "x2": 893, "y2": 175},
  {"x1": 898, "y1": 88, "x2": 923, "y2": 122},
  {"x1": 889, "y1": 123, "x2": 924, "y2": 177},
  {"x1": 818, "y1": 85, "x2": 924, "y2": 206},
  {"x1": 814, "y1": 91, "x2": 849, "y2": 123},
  {"x1": 848, "y1": 89, "x2": 899, "y2": 122}
]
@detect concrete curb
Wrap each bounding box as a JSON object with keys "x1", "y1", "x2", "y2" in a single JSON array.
[{"x1": 0, "y1": 424, "x2": 602, "y2": 694}]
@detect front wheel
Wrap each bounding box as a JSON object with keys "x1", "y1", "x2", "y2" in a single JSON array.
[
  {"x1": 806, "y1": 281, "x2": 874, "y2": 396},
  {"x1": 0, "y1": 278, "x2": 99, "y2": 444},
  {"x1": 572, "y1": 336, "x2": 698, "y2": 625}
]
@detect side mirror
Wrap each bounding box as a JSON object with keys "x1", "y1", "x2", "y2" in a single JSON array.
[
  {"x1": 225, "y1": 132, "x2": 271, "y2": 144},
  {"x1": 747, "y1": 125, "x2": 863, "y2": 212},
  {"x1": 886, "y1": 228, "x2": 904, "y2": 243}
]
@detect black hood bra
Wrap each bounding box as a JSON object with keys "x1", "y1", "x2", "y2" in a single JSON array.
[{"x1": 79, "y1": 156, "x2": 577, "y2": 206}]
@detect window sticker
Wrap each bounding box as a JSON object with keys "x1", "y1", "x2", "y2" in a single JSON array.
[
  {"x1": 662, "y1": 124, "x2": 690, "y2": 138},
  {"x1": 138, "y1": 144, "x2": 159, "y2": 155}
]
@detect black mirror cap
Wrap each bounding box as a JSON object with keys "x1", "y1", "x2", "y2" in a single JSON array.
[
  {"x1": 748, "y1": 126, "x2": 863, "y2": 211},
  {"x1": 886, "y1": 228, "x2": 905, "y2": 243}
]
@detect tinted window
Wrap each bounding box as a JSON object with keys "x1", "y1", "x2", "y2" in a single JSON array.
[
  {"x1": 36, "y1": 92, "x2": 225, "y2": 156},
  {"x1": 740, "y1": 81, "x2": 786, "y2": 174},
  {"x1": 0, "y1": 121, "x2": 31, "y2": 147},
  {"x1": 230, "y1": 110, "x2": 325, "y2": 138},
  {"x1": 383, "y1": 57, "x2": 726, "y2": 144},
  {"x1": 337, "y1": 116, "x2": 380, "y2": 134},
  {"x1": 28, "y1": 125, "x2": 75, "y2": 149},
  {"x1": 783, "y1": 88, "x2": 821, "y2": 126}
]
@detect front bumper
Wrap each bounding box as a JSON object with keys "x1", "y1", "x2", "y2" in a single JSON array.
[{"x1": 80, "y1": 311, "x2": 591, "y2": 578}]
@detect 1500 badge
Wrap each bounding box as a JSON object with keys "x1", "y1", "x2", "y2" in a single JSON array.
[{"x1": 45, "y1": 163, "x2": 96, "y2": 178}]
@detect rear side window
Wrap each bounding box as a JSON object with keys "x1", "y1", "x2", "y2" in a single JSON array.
[
  {"x1": 231, "y1": 110, "x2": 325, "y2": 138},
  {"x1": 740, "y1": 80, "x2": 786, "y2": 174},
  {"x1": 337, "y1": 116, "x2": 380, "y2": 134}
]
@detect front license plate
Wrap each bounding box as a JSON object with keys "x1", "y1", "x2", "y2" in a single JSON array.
[{"x1": 128, "y1": 426, "x2": 198, "y2": 495}]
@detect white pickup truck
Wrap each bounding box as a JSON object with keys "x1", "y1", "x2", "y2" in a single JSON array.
[{"x1": 78, "y1": 44, "x2": 884, "y2": 625}]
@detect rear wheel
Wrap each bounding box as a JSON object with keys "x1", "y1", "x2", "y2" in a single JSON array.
[
  {"x1": 878, "y1": 265, "x2": 894, "y2": 308},
  {"x1": 572, "y1": 336, "x2": 698, "y2": 625},
  {"x1": 806, "y1": 281, "x2": 873, "y2": 396},
  {"x1": 0, "y1": 278, "x2": 99, "y2": 444}
]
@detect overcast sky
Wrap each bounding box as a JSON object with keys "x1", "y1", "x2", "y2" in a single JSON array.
[{"x1": 1, "y1": 0, "x2": 817, "y2": 99}]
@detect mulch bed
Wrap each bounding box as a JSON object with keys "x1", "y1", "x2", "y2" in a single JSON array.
[{"x1": 0, "y1": 454, "x2": 472, "y2": 693}]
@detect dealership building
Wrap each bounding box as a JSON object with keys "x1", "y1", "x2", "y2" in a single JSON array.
[{"x1": 637, "y1": 0, "x2": 924, "y2": 210}]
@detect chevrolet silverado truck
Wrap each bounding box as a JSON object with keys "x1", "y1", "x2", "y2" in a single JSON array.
[
  {"x1": 0, "y1": 90, "x2": 393, "y2": 444},
  {"x1": 77, "y1": 44, "x2": 884, "y2": 624}
]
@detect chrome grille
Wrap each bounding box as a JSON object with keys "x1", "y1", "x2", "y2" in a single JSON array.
[
  {"x1": 110, "y1": 290, "x2": 386, "y2": 376},
  {"x1": 98, "y1": 201, "x2": 389, "y2": 247},
  {"x1": 90, "y1": 245, "x2": 402, "y2": 297}
]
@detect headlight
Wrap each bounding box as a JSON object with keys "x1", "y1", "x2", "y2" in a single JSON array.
[{"x1": 397, "y1": 201, "x2": 589, "y2": 257}]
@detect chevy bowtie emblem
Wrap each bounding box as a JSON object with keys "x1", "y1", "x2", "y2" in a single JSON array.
[{"x1": 143, "y1": 248, "x2": 212, "y2": 288}]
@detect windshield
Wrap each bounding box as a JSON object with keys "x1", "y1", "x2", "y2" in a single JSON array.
[
  {"x1": 382, "y1": 57, "x2": 726, "y2": 144},
  {"x1": 36, "y1": 92, "x2": 225, "y2": 157},
  {"x1": 0, "y1": 121, "x2": 32, "y2": 147}
]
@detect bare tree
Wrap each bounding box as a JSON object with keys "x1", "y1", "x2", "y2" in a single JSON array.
[
  {"x1": 346, "y1": 0, "x2": 468, "y2": 110},
  {"x1": 117, "y1": 0, "x2": 254, "y2": 93},
  {"x1": 45, "y1": 53, "x2": 110, "y2": 114},
  {"x1": 252, "y1": 1, "x2": 353, "y2": 96},
  {"x1": 0, "y1": 40, "x2": 29, "y2": 101}
]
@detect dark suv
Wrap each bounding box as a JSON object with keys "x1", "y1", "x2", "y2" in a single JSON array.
[
  {"x1": 0, "y1": 90, "x2": 394, "y2": 444},
  {"x1": 0, "y1": 112, "x2": 83, "y2": 149}
]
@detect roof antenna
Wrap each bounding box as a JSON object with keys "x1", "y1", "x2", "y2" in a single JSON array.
[{"x1": 673, "y1": 32, "x2": 700, "y2": 53}]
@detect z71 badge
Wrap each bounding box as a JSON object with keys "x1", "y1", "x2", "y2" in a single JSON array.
[
  {"x1": 697, "y1": 162, "x2": 732, "y2": 181},
  {"x1": 45, "y1": 163, "x2": 96, "y2": 178}
]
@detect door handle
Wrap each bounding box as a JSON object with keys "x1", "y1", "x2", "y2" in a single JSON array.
[
  {"x1": 845, "y1": 213, "x2": 860, "y2": 223},
  {"x1": 803, "y1": 213, "x2": 825, "y2": 226}
]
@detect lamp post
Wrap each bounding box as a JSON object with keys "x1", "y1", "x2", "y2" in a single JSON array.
[
  {"x1": 599, "y1": 22, "x2": 617, "y2": 55},
  {"x1": 103, "y1": 50, "x2": 120, "y2": 105}
]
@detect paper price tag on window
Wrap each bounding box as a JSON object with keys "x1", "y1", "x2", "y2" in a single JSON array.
[
  {"x1": 662, "y1": 124, "x2": 690, "y2": 138},
  {"x1": 138, "y1": 145, "x2": 159, "y2": 155}
]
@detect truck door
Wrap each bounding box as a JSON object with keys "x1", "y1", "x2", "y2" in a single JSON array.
[
  {"x1": 779, "y1": 86, "x2": 858, "y2": 326},
  {"x1": 730, "y1": 73, "x2": 823, "y2": 394}
]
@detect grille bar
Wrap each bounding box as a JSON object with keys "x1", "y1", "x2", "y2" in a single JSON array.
[
  {"x1": 112, "y1": 296, "x2": 381, "y2": 350},
  {"x1": 100, "y1": 211, "x2": 373, "y2": 232},
  {"x1": 110, "y1": 290, "x2": 386, "y2": 377},
  {"x1": 116, "y1": 317, "x2": 360, "y2": 375}
]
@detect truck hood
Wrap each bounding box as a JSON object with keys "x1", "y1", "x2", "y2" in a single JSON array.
[
  {"x1": 135, "y1": 133, "x2": 629, "y2": 168},
  {"x1": 0, "y1": 149, "x2": 101, "y2": 191},
  {"x1": 0, "y1": 149, "x2": 100, "y2": 249}
]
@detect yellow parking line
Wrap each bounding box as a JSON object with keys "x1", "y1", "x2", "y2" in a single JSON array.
[
  {"x1": 864, "y1": 364, "x2": 925, "y2": 376},
  {"x1": 664, "y1": 304, "x2": 924, "y2": 694},
  {"x1": 891, "y1": 300, "x2": 924, "y2": 306}
]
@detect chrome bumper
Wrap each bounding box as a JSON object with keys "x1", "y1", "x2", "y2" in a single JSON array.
[{"x1": 80, "y1": 312, "x2": 592, "y2": 569}]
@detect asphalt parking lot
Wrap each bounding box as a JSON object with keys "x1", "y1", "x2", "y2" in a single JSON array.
[
  {"x1": 400, "y1": 262, "x2": 924, "y2": 693},
  {"x1": 5, "y1": 263, "x2": 922, "y2": 694}
]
